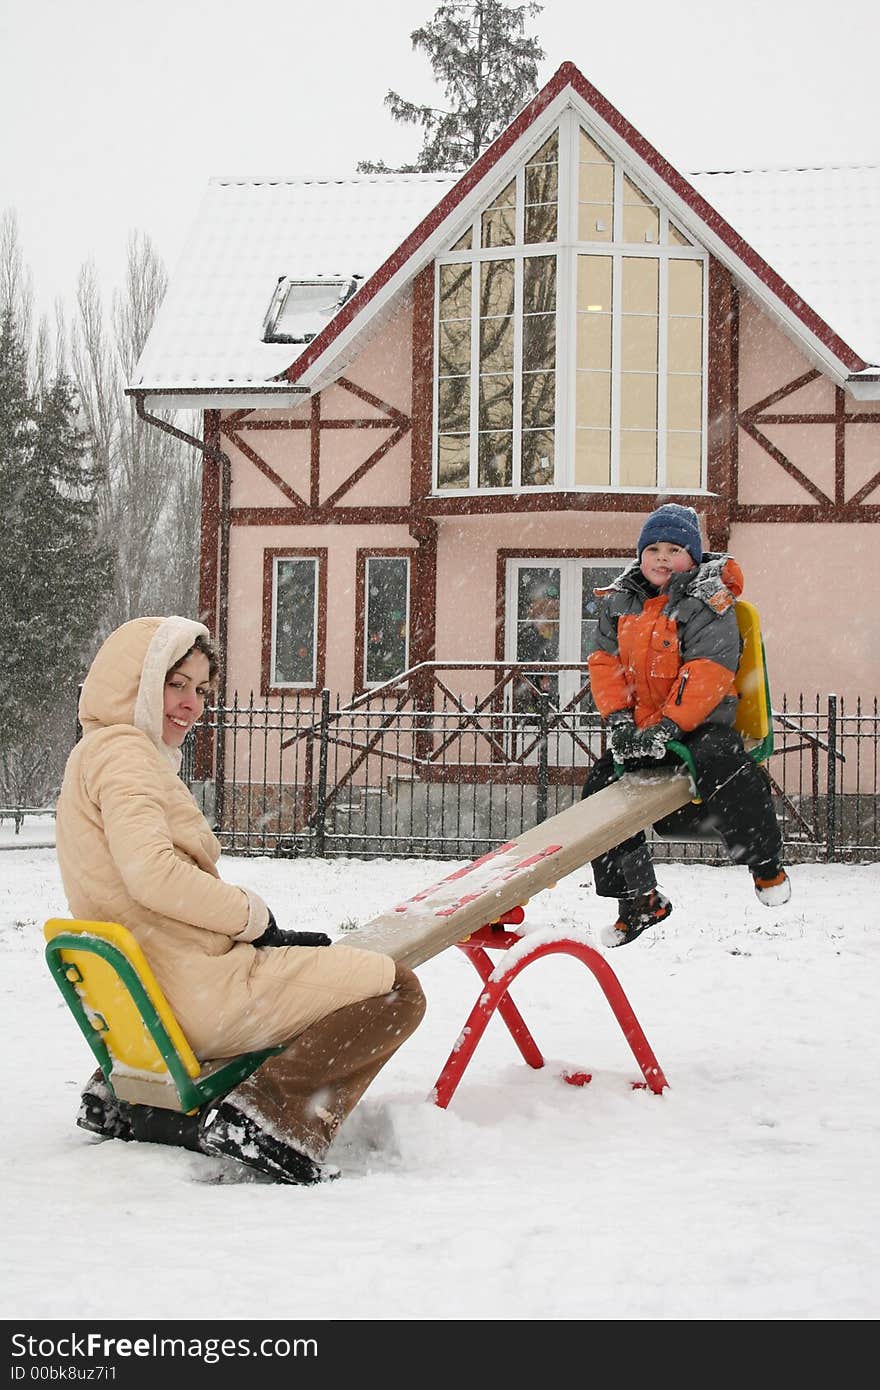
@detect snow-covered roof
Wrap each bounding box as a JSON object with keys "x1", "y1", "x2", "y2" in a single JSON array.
[
  {"x1": 130, "y1": 174, "x2": 457, "y2": 406},
  {"x1": 129, "y1": 63, "x2": 880, "y2": 407},
  {"x1": 689, "y1": 163, "x2": 880, "y2": 375}
]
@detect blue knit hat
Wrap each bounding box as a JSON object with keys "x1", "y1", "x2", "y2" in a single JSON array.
[{"x1": 637, "y1": 504, "x2": 703, "y2": 566}]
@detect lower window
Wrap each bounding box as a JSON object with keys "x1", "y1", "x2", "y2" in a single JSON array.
[
  {"x1": 269, "y1": 553, "x2": 322, "y2": 689},
  {"x1": 361, "y1": 553, "x2": 411, "y2": 687},
  {"x1": 505, "y1": 557, "x2": 623, "y2": 716}
]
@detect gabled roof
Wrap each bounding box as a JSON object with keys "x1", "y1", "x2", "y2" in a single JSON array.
[
  {"x1": 689, "y1": 164, "x2": 879, "y2": 381},
  {"x1": 129, "y1": 173, "x2": 457, "y2": 407},
  {"x1": 129, "y1": 61, "x2": 880, "y2": 408}
]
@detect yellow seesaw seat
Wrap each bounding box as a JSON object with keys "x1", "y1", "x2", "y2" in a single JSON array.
[
  {"x1": 44, "y1": 919, "x2": 279, "y2": 1113},
  {"x1": 733, "y1": 598, "x2": 773, "y2": 762}
]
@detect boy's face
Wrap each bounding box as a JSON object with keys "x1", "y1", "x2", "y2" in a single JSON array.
[{"x1": 639, "y1": 541, "x2": 696, "y2": 590}]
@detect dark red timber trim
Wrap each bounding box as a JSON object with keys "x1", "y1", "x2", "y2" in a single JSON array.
[
  {"x1": 224, "y1": 378, "x2": 410, "y2": 513},
  {"x1": 423, "y1": 491, "x2": 711, "y2": 517},
  {"x1": 739, "y1": 417, "x2": 833, "y2": 506},
  {"x1": 409, "y1": 264, "x2": 438, "y2": 687},
  {"x1": 223, "y1": 426, "x2": 311, "y2": 512},
  {"x1": 730, "y1": 502, "x2": 879, "y2": 522},
  {"x1": 199, "y1": 411, "x2": 222, "y2": 630},
  {"x1": 848, "y1": 462, "x2": 880, "y2": 507},
  {"x1": 309, "y1": 394, "x2": 321, "y2": 509},
  {"x1": 336, "y1": 375, "x2": 411, "y2": 427},
  {"x1": 278, "y1": 61, "x2": 866, "y2": 389},
  {"x1": 231, "y1": 506, "x2": 416, "y2": 525},
  {"x1": 736, "y1": 367, "x2": 880, "y2": 513},
  {"x1": 740, "y1": 369, "x2": 822, "y2": 420},
  {"x1": 321, "y1": 425, "x2": 409, "y2": 509},
  {"x1": 835, "y1": 386, "x2": 847, "y2": 507},
  {"x1": 409, "y1": 517, "x2": 438, "y2": 670},
  {"x1": 706, "y1": 261, "x2": 736, "y2": 550},
  {"x1": 410, "y1": 264, "x2": 435, "y2": 505},
  {"x1": 260, "y1": 547, "x2": 328, "y2": 698},
  {"x1": 407, "y1": 517, "x2": 438, "y2": 751},
  {"x1": 194, "y1": 411, "x2": 223, "y2": 781}
]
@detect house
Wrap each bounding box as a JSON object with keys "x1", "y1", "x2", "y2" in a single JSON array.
[{"x1": 129, "y1": 61, "x2": 879, "y2": 743}]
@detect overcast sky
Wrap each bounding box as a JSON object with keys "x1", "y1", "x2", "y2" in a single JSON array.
[{"x1": 3, "y1": 0, "x2": 878, "y2": 321}]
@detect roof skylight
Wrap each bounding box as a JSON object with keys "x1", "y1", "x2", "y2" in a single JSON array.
[{"x1": 262, "y1": 275, "x2": 362, "y2": 344}]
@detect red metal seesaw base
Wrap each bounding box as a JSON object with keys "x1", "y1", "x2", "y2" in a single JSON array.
[{"x1": 431, "y1": 908, "x2": 669, "y2": 1109}]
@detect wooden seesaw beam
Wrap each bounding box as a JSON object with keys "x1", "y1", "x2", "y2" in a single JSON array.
[{"x1": 340, "y1": 765, "x2": 693, "y2": 969}]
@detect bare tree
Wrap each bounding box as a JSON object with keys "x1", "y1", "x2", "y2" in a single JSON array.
[
  {"x1": 71, "y1": 234, "x2": 201, "y2": 632},
  {"x1": 0, "y1": 209, "x2": 33, "y2": 339}
]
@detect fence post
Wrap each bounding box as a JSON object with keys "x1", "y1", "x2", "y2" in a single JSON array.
[
  {"x1": 213, "y1": 689, "x2": 226, "y2": 829},
  {"x1": 314, "y1": 688, "x2": 331, "y2": 858},
  {"x1": 826, "y1": 693, "x2": 838, "y2": 862},
  {"x1": 536, "y1": 690, "x2": 550, "y2": 824}
]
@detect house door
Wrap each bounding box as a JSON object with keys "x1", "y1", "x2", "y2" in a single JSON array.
[{"x1": 504, "y1": 557, "x2": 623, "y2": 764}]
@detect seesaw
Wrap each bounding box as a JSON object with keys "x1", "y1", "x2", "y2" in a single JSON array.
[
  {"x1": 43, "y1": 766, "x2": 685, "y2": 1123},
  {"x1": 346, "y1": 597, "x2": 771, "y2": 971},
  {"x1": 43, "y1": 603, "x2": 771, "y2": 1120},
  {"x1": 337, "y1": 764, "x2": 692, "y2": 1103},
  {"x1": 341, "y1": 765, "x2": 692, "y2": 966}
]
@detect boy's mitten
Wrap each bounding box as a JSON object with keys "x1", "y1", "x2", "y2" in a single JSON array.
[
  {"x1": 629, "y1": 717, "x2": 682, "y2": 761},
  {"x1": 607, "y1": 711, "x2": 638, "y2": 761}
]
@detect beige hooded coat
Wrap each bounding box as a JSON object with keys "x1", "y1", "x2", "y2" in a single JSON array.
[{"x1": 55, "y1": 616, "x2": 395, "y2": 1059}]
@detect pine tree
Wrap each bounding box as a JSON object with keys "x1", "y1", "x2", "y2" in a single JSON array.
[
  {"x1": 0, "y1": 307, "x2": 113, "y2": 799},
  {"x1": 358, "y1": 0, "x2": 544, "y2": 174}
]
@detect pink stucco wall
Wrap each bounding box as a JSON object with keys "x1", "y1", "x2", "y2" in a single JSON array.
[{"x1": 220, "y1": 288, "x2": 879, "y2": 712}]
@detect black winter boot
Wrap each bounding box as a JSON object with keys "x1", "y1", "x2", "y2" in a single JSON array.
[
  {"x1": 199, "y1": 1100, "x2": 338, "y2": 1185},
  {"x1": 600, "y1": 888, "x2": 672, "y2": 948},
  {"x1": 77, "y1": 1073, "x2": 134, "y2": 1141},
  {"x1": 129, "y1": 1105, "x2": 203, "y2": 1151}
]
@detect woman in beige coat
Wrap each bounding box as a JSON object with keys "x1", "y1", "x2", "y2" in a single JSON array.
[{"x1": 55, "y1": 615, "x2": 425, "y2": 1185}]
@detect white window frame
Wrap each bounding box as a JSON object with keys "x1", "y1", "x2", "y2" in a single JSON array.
[
  {"x1": 432, "y1": 109, "x2": 709, "y2": 496},
  {"x1": 504, "y1": 555, "x2": 626, "y2": 712},
  {"x1": 270, "y1": 555, "x2": 320, "y2": 688}
]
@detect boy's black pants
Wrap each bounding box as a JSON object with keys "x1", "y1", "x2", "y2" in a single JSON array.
[{"x1": 580, "y1": 724, "x2": 783, "y2": 899}]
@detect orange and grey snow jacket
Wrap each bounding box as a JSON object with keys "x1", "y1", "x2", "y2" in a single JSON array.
[{"x1": 588, "y1": 554, "x2": 744, "y2": 733}]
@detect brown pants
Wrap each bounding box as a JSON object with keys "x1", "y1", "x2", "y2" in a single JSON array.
[{"x1": 224, "y1": 965, "x2": 426, "y2": 1161}]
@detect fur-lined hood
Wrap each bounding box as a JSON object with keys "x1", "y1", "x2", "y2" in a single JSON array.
[{"x1": 77, "y1": 616, "x2": 209, "y2": 769}]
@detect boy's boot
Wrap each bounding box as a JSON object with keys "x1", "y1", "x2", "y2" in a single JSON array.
[
  {"x1": 600, "y1": 888, "x2": 672, "y2": 948},
  {"x1": 751, "y1": 862, "x2": 791, "y2": 906}
]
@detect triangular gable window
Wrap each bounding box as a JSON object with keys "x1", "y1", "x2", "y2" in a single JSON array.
[
  {"x1": 262, "y1": 275, "x2": 362, "y2": 344},
  {"x1": 433, "y1": 112, "x2": 708, "y2": 495}
]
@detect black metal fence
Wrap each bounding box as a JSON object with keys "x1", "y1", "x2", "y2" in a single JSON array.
[{"x1": 181, "y1": 663, "x2": 880, "y2": 864}]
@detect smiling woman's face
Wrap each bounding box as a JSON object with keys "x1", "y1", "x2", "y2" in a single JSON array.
[{"x1": 163, "y1": 650, "x2": 211, "y2": 747}]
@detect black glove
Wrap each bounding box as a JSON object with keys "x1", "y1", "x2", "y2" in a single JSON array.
[
  {"x1": 274, "y1": 930, "x2": 332, "y2": 947},
  {"x1": 253, "y1": 911, "x2": 331, "y2": 948},
  {"x1": 625, "y1": 717, "x2": 682, "y2": 762},
  {"x1": 607, "y1": 711, "x2": 637, "y2": 761}
]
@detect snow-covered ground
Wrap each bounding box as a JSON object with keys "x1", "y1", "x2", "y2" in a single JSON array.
[{"x1": 3, "y1": 846, "x2": 879, "y2": 1322}]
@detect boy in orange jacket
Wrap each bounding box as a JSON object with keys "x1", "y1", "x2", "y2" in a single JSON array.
[{"x1": 583, "y1": 503, "x2": 790, "y2": 947}]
